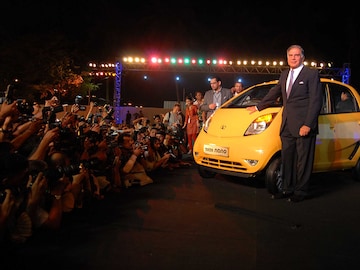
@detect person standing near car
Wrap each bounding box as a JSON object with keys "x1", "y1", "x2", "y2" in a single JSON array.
[
  {"x1": 200, "y1": 76, "x2": 232, "y2": 120},
  {"x1": 231, "y1": 81, "x2": 245, "y2": 97},
  {"x1": 182, "y1": 96, "x2": 199, "y2": 154},
  {"x1": 247, "y1": 44, "x2": 322, "y2": 202},
  {"x1": 162, "y1": 103, "x2": 183, "y2": 136}
]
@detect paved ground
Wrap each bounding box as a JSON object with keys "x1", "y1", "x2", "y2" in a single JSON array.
[{"x1": 2, "y1": 157, "x2": 360, "y2": 270}]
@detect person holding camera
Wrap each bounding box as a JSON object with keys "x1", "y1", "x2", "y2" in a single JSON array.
[
  {"x1": 163, "y1": 103, "x2": 184, "y2": 135},
  {"x1": 144, "y1": 136, "x2": 172, "y2": 175},
  {"x1": 152, "y1": 114, "x2": 166, "y2": 132},
  {"x1": 117, "y1": 133, "x2": 153, "y2": 188},
  {"x1": 0, "y1": 151, "x2": 33, "y2": 244}
]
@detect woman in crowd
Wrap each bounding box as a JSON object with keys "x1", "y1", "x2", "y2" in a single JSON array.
[{"x1": 182, "y1": 96, "x2": 199, "y2": 154}]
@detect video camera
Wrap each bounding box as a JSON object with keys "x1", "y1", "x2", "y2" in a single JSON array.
[{"x1": 42, "y1": 104, "x2": 64, "y2": 125}]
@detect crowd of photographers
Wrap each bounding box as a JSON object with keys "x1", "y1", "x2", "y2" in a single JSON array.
[{"x1": 0, "y1": 86, "x2": 192, "y2": 246}]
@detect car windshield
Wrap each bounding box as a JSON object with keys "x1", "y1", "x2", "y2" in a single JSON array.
[{"x1": 223, "y1": 83, "x2": 282, "y2": 108}]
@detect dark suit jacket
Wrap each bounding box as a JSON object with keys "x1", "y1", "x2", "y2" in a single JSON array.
[
  {"x1": 257, "y1": 66, "x2": 322, "y2": 137},
  {"x1": 200, "y1": 87, "x2": 232, "y2": 119}
]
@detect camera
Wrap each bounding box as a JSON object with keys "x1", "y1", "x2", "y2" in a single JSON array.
[
  {"x1": 75, "y1": 95, "x2": 83, "y2": 105},
  {"x1": 81, "y1": 158, "x2": 100, "y2": 168},
  {"x1": 74, "y1": 96, "x2": 86, "y2": 111},
  {"x1": 134, "y1": 141, "x2": 148, "y2": 151},
  {"x1": 30, "y1": 164, "x2": 82, "y2": 187},
  {"x1": 104, "y1": 104, "x2": 110, "y2": 112},
  {"x1": 166, "y1": 149, "x2": 177, "y2": 159},
  {"x1": 17, "y1": 99, "x2": 34, "y2": 116},
  {"x1": 49, "y1": 122, "x2": 62, "y2": 129},
  {"x1": 42, "y1": 104, "x2": 64, "y2": 125},
  {"x1": 52, "y1": 105, "x2": 64, "y2": 113}
]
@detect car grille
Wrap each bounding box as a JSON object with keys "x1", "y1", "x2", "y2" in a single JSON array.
[{"x1": 199, "y1": 157, "x2": 246, "y2": 172}]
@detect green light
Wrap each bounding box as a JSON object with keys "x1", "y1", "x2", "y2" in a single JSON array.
[
  {"x1": 184, "y1": 58, "x2": 190, "y2": 64},
  {"x1": 170, "y1": 58, "x2": 176, "y2": 64},
  {"x1": 198, "y1": 59, "x2": 204, "y2": 64}
]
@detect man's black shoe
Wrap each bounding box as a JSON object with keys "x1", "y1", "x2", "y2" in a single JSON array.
[
  {"x1": 271, "y1": 192, "x2": 292, "y2": 200},
  {"x1": 287, "y1": 194, "x2": 305, "y2": 203}
]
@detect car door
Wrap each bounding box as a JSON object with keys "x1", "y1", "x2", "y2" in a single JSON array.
[
  {"x1": 315, "y1": 80, "x2": 360, "y2": 172},
  {"x1": 331, "y1": 81, "x2": 360, "y2": 169}
]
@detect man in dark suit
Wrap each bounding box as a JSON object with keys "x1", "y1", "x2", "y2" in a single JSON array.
[
  {"x1": 247, "y1": 45, "x2": 322, "y2": 202},
  {"x1": 200, "y1": 76, "x2": 232, "y2": 120}
]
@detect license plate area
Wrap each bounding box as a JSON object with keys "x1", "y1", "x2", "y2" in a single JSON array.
[{"x1": 203, "y1": 144, "x2": 229, "y2": 157}]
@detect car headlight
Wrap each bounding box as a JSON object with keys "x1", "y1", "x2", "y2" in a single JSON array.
[{"x1": 245, "y1": 113, "x2": 278, "y2": 135}]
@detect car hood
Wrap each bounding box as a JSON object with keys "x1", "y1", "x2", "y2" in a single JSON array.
[
  {"x1": 204, "y1": 108, "x2": 252, "y2": 137},
  {"x1": 204, "y1": 107, "x2": 282, "y2": 137}
]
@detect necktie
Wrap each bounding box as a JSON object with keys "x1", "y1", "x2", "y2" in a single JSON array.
[{"x1": 287, "y1": 69, "x2": 294, "y2": 98}]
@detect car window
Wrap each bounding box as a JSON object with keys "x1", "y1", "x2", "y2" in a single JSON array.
[
  {"x1": 328, "y1": 82, "x2": 358, "y2": 113},
  {"x1": 222, "y1": 80, "x2": 358, "y2": 114},
  {"x1": 224, "y1": 84, "x2": 282, "y2": 108}
]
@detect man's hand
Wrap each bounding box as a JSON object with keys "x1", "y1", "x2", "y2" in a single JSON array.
[
  {"x1": 0, "y1": 100, "x2": 18, "y2": 121},
  {"x1": 299, "y1": 125, "x2": 310, "y2": 136},
  {"x1": 209, "y1": 103, "x2": 217, "y2": 110},
  {"x1": 246, "y1": 106, "x2": 258, "y2": 114}
]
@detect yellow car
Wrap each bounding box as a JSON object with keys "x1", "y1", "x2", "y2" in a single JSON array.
[{"x1": 193, "y1": 78, "x2": 360, "y2": 194}]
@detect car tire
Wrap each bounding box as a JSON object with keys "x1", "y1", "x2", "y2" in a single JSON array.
[
  {"x1": 352, "y1": 158, "x2": 360, "y2": 181},
  {"x1": 265, "y1": 156, "x2": 282, "y2": 194},
  {"x1": 198, "y1": 165, "x2": 216, "y2": 178}
]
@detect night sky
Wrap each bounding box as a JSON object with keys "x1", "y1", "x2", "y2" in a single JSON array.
[{"x1": 1, "y1": 1, "x2": 359, "y2": 107}]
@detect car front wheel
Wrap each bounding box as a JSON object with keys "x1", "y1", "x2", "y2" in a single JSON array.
[{"x1": 265, "y1": 156, "x2": 282, "y2": 194}]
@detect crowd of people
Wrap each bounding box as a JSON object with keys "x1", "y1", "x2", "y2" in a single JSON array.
[{"x1": 0, "y1": 75, "x2": 245, "y2": 246}]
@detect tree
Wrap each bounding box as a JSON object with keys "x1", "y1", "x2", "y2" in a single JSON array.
[
  {"x1": 78, "y1": 75, "x2": 100, "y2": 105},
  {"x1": 0, "y1": 33, "x2": 96, "y2": 104}
]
